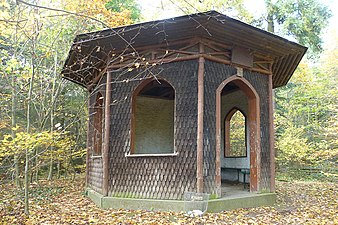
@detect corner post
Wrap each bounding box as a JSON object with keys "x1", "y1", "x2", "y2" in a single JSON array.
[
  {"x1": 268, "y1": 74, "x2": 275, "y2": 191},
  {"x1": 103, "y1": 71, "x2": 111, "y2": 196},
  {"x1": 197, "y1": 43, "x2": 205, "y2": 193},
  {"x1": 215, "y1": 85, "x2": 221, "y2": 197},
  {"x1": 86, "y1": 96, "x2": 91, "y2": 187}
]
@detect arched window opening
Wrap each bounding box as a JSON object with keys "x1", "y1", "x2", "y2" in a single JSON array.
[
  {"x1": 225, "y1": 109, "x2": 247, "y2": 157},
  {"x1": 132, "y1": 79, "x2": 175, "y2": 154},
  {"x1": 93, "y1": 93, "x2": 104, "y2": 155}
]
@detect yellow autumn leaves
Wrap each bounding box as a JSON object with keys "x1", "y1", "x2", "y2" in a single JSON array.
[
  {"x1": 1, "y1": 177, "x2": 337, "y2": 224},
  {"x1": 0, "y1": 131, "x2": 76, "y2": 161},
  {"x1": 63, "y1": 0, "x2": 134, "y2": 27}
]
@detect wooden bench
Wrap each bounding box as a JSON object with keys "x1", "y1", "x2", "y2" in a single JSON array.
[
  {"x1": 240, "y1": 169, "x2": 250, "y2": 190},
  {"x1": 221, "y1": 168, "x2": 250, "y2": 190}
]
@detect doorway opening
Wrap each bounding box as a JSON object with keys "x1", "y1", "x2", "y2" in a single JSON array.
[{"x1": 216, "y1": 77, "x2": 260, "y2": 195}]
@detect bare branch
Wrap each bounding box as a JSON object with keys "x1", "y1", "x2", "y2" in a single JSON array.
[{"x1": 16, "y1": 0, "x2": 110, "y2": 28}]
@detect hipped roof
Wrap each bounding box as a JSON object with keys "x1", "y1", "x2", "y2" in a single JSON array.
[{"x1": 62, "y1": 11, "x2": 307, "y2": 88}]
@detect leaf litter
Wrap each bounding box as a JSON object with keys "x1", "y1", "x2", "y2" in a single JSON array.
[{"x1": 0, "y1": 177, "x2": 337, "y2": 224}]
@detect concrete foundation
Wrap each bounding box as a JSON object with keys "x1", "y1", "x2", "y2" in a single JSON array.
[{"x1": 86, "y1": 188, "x2": 276, "y2": 212}]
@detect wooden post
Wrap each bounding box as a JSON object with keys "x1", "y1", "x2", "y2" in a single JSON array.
[
  {"x1": 197, "y1": 43, "x2": 205, "y2": 193},
  {"x1": 102, "y1": 71, "x2": 111, "y2": 196},
  {"x1": 215, "y1": 88, "x2": 221, "y2": 197},
  {"x1": 268, "y1": 74, "x2": 276, "y2": 192},
  {"x1": 248, "y1": 94, "x2": 260, "y2": 192},
  {"x1": 86, "y1": 97, "x2": 90, "y2": 187}
]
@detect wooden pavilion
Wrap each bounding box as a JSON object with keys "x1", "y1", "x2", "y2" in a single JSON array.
[{"x1": 62, "y1": 11, "x2": 306, "y2": 210}]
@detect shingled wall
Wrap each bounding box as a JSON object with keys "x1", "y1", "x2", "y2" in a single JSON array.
[
  {"x1": 107, "y1": 60, "x2": 199, "y2": 199},
  {"x1": 203, "y1": 61, "x2": 272, "y2": 192},
  {"x1": 87, "y1": 79, "x2": 106, "y2": 193},
  {"x1": 86, "y1": 59, "x2": 272, "y2": 198}
]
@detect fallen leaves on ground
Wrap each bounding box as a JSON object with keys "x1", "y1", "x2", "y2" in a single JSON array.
[{"x1": 0, "y1": 177, "x2": 337, "y2": 224}]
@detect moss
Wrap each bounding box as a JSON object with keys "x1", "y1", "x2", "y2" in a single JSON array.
[
  {"x1": 111, "y1": 192, "x2": 142, "y2": 199},
  {"x1": 209, "y1": 194, "x2": 218, "y2": 200},
  {"x1": 259, "y1": 189, "x2": 271, "y2": 193}
]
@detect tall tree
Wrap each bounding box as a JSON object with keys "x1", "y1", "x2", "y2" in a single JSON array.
[
  {"x1": 265, "y1": 0, "x2": 331, "y2": 53},
  {"x1": 106, "y1": 0, "x2": 141, "y2": 22},
  {"x1": 63, "y1": 0, "x2": 139, "y2": 29},
  {"x1": 162, "y1": 0, "x2": 253, "y2": 22},
  {"x1": 1, "y1": 0, "x2": 142, "y2": 215},
  {"x1": 165, "y1": 0, "x2": 331, "y2": 54},
  {"x1": 275, "y1": 39, "x2": 338, "y2": 172}
]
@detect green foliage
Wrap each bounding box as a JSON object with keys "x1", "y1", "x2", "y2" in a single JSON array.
[
  {"x1": 161, "y1": 0, "x2": 253, "y2": 23},
  {"x1": 0, "y1": 130, "x2": 85, "y2": 172},
  {"x1": 275, "y1": 43, "x2": 338, "y2": 177},
  {"x1": 228, "y1": 111, "x2": 246, "y2": 157},
  {"x1": 159, "y1": 0, "x2": 331, "y2": 55},
  {"x1": 276, "y1": 125, "x2": 314, "y2": 168},
  {"x1": 0, "y1": 0, "x2": 90, "y2": 184},
  {"x1": 266, "y1": 0, "x2": 332, "y2": 54},
  {"x1": 105, "y1": 0, "x2": 141, "y2": 22},
  {"x1": 274, "y1": 17, "x2": 337, "y2": 176}
]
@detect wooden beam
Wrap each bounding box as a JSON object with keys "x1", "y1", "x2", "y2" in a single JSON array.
[
  {"x1": 111, "y1": 38, "x2": 199, "y2": 56},
  {"x1": 250, "y1": 67, "x2": 272, "y2": 75},
  {"x1": 86, "y1": 98, "x2": 91, "y2": 187},
  {"x1": 268, "y1": 74, "x2": 276, "y2": 192},
  {"x1": 197, "y1": 43, "x2": 205, "y2": 193},
  {"x1": 215, "y1": 81, "x2": 222, "y2": 197},
  {"x1": 200, "y1": 38, "x2": 232, "y2": 51},
  {"x1": 102, "y1": 71, "x2": 111, "y2": 196},
  {"x1": 106, "y1": 37, "x2": 273, "y2": 78},
  {"x1": 108, "y1": 55, "x2": 200, "y2": 69},
  {"x1": 157, "y1": 49, "x2": 198, "y2": 56},
  {"x1": 203, "y1": 55, "x2": 231, "y2": 65}
]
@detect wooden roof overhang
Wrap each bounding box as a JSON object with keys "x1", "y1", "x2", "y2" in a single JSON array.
[{"x1": 61, "y1": 11, "x2": 307, "y2": 90}]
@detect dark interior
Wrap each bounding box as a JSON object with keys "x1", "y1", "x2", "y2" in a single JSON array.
[{"x1": 138, "y1": 80, "x2": 175, "y2": 100}]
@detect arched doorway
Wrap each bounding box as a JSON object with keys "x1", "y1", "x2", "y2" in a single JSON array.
[{"x1": 216, "y1": 76, "x2": 260, "y2": 193}]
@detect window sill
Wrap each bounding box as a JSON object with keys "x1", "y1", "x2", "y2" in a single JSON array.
[{"x1": 125, "y1": 152, "x2": 178, "y2": 157}]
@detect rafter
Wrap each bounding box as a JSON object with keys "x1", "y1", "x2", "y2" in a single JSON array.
[{"x1": 87, "y1": 37, "x2": 274, "y2": 89}]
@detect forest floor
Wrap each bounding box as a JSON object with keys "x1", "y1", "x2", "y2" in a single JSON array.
[{"x1": 0, "y1": 176, "x2": 337, "y2": 225}]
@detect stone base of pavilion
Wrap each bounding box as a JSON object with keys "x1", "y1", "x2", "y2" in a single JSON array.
[{"x1": 86, "y1": 184, "x2": 276, "y2": 212}]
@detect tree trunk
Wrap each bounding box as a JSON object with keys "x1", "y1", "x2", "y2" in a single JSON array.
[
  {"x1": 12, "y1": 74, "x2": 20, "y2": 188},
  {"x1": 34, "y1": 150, "x2": 39, "y2": 183},
  {"x1": 48, "y1": 157, "x2": 53, "y2": 180},
  {"x1": 24, "y1": 11, "x2": 40, "y2": 214},
  {"x1": 48, "y1": 53, "x2": 57, "y2": 180},
  {"x1": 267, "y1": 13, "x2": 274, "y2": 33},
  {"x1": 24, "y1": 67, "x2": 35, "y2": 214},
  {"x1": 57, "y1": 160, "x2": 60, "y2": 179},
  {"x1": 265, "y1": 0, "x2": 275, "y2": 33}
]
